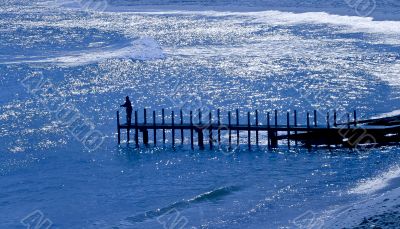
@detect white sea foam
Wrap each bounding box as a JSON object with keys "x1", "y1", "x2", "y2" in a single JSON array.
[
  {"x1": 130, "y1": 37, "x2": 166, "y2": 61},
  {"x1": 321, "y1": 186, "x2": 400, "y2": 228},
  {"x1": 0, "y1": 37, "x2": 165, "y2": 66},
  {"x1": 349, "y1": 165, "x2": 400, "y2": 195}
]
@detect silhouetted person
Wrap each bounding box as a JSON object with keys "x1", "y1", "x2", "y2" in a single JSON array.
[{"x1": 120, "y1": 96, "x2": 132, "y2": 125}]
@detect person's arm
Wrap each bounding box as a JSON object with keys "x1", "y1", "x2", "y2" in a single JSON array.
[{"x1": 120, "y1": 102, "x2": 127, "y2": 107}]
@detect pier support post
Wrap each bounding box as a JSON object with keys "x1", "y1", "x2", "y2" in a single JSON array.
[
  {"x1": 198, "y1": 110, "x2": 204, "y2": 149},
  {"x1": 314, "y1": 110, "x2": 317, "y2": 127},
  {"x1": 228, "y1": 111, "x2": 232, "y2": 147},
  {"x1": 180, "y1": 109, "x2": 184, "y2": 144},
  {"x1": 153, "y1": 110, "x2": 156, "y2": 145},
  {"x1": 143, "y1": 109, "x2": 149, "y2": 145},
  {"x1": 334, "y1": 110, "x2": 337, "y2": 127},
  {"x1": 354, "y1": 110, "x2": 357, "y2": 127},
  {"x1": 172, "y1": 111, "x2": 175, "y2": 147},
  {"x1": 287, "y1": 111, "x2": 290, "y2": 149},
  {"x1": 273, "y1": 110, "x2": 278, "y2": 148},
  {"x1": 306, "y1": 112, "x2": 311, "y2": 149},
  {"x1": 248, "y1": 111, "x2": 251, "y2": 149},
  {"x1": 117, "y1": 111, "x2": 121, "y2": 144},
  {"x1": 270, "y1": 131, "x2": 278, "y2": 148},
  {"x1": 294, "y1": 110, "x2": 297, "y2": 146},
  {"x1": 143, "y1": 130, "x2": 149, "y2": 145},
  {"x1": 217, "y1": 109, "x2": 221, "y2": 144},
  {"x1": 198, "y1": 128, "x2": 204, "y2": 149},
  {"x1": 190, "y1": 111, "x2": 194, "y2": 149},
  {"x1": 134, "y1": 110, "x2": 138, "y2": 146},
  {"x1": 209, "y1": 112, "x2": 213, "y2": 149},
  {"x1": 162, "y1": 108, "x2": 165, "y2": 144},
  {"x1": 255, "y1": 110, "x2": 259, "y2": 145},
  {"x1": 236, "y1": 109, "x2": 240, "y2": 145},
  {"x1": 267, "y1": 112, "x2": 270, "y2": 148},
  {"x1": 327, "y1": 112, "x2": 330, "y2": 147}
]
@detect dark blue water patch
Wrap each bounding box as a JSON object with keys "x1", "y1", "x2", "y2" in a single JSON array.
[{"x1": 125, "y1": 185, "x2": 240, "y2": 223}]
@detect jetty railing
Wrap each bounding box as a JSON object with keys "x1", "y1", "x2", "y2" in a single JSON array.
[{"x1": 117, "y1": 109, "x2": 400, "y2": 149}]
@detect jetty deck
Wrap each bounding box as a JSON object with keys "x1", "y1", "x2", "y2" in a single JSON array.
[{"x1": 117, "y1": 109, "x2": 400, "y2": 149}]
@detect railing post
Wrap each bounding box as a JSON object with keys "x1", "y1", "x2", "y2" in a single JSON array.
[{"x1": 117, "y1": 111, "x2": 121, "y2": 144}]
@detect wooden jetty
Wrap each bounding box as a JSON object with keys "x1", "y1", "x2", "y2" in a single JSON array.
[{"x1": 117, "y1": 109, "x2": 400, "y2": 150}]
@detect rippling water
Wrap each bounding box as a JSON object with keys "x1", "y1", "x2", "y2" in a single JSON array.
[{"x1": 1, "y1": 0, "x2": 400, "y2": 228}]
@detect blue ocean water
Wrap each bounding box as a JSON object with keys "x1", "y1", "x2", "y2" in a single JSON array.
[{"x1": 1, "y1": 0, "x2": 400, "y2": 228}]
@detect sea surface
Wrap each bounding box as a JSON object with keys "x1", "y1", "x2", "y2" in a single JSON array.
[{"x1": 1, "y1": 0, "x2": 400, "y2": 228}]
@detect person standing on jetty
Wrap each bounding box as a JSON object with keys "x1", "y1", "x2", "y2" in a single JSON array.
[{"x1": 120, "y1": 96, "x2": 132, "y2": 125}]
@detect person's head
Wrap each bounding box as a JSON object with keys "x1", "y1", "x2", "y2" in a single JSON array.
[{"x1": 126, "y1": 96, "x2": 129, "y2": 101}]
